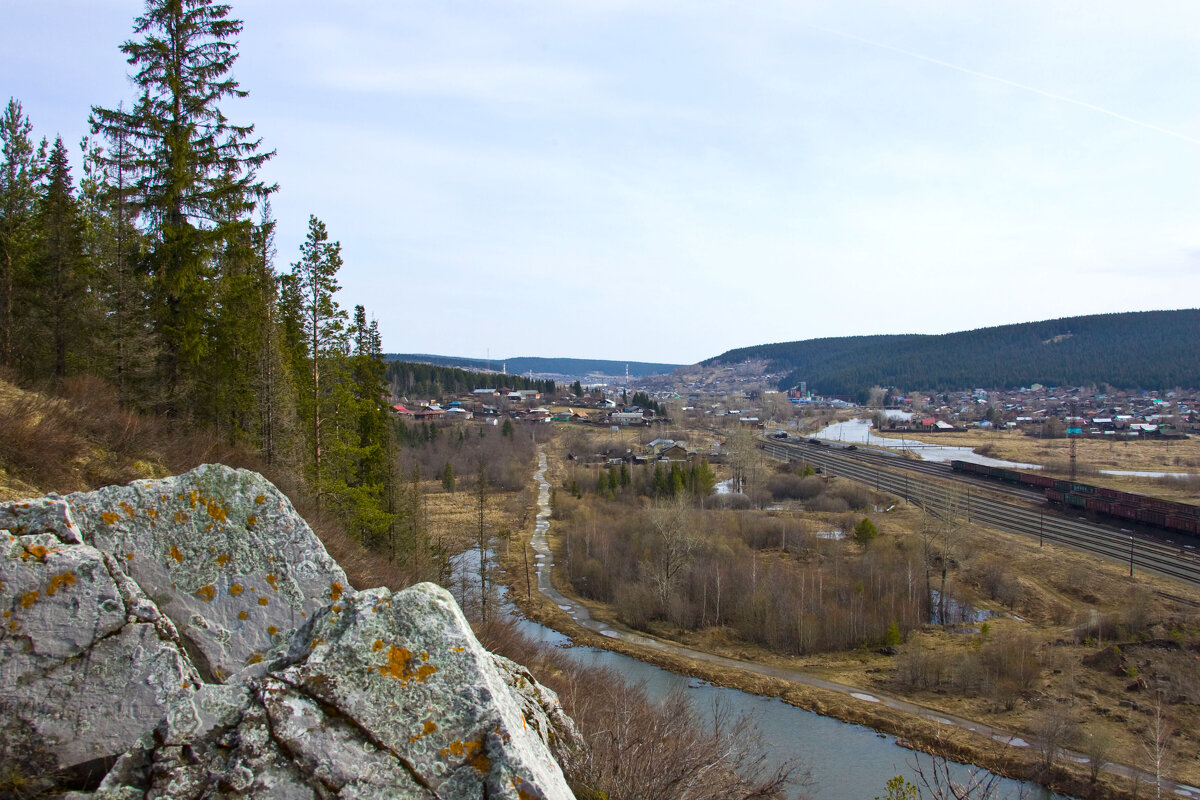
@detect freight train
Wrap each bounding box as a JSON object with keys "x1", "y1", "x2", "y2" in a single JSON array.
[{"x1": 949, "y1": 459, "x2": 1200, "y2": 538}]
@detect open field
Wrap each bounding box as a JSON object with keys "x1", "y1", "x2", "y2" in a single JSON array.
[{"x1": 495, "y1": 432, "x2": 1200, "y2": 799}]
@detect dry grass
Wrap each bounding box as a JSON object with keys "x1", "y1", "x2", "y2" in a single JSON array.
[{"x1": 0, "y1": 373, "x2": 431, "y2": 595}]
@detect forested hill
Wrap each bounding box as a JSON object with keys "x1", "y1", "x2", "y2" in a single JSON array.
[
  {"x1": 386, "y1": 354, "x2": 680, "y2": 379},
  {"x1": 705, "y1": 310, "x2": 1200, "y2": 395}
]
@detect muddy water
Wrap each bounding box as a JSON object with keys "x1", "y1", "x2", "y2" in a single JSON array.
[{"x1": 514, "y1": 449, "x2": 1064, "y2": 800}]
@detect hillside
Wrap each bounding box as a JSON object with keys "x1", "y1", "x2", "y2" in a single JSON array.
[
  {"x1": 705, "y1": 309, "x2": 1200, "y2": 395},
  {"x1": 387, "y1": 354, "x2": 681, "y2": 380}
]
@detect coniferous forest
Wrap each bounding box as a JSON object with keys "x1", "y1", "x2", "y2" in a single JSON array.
[
  {"x1": 708, "y1": 309, "x2": 1200, "y2": 396},
  {"x1": 0, "y1": 1, "x2": 414, "y2": 568}
]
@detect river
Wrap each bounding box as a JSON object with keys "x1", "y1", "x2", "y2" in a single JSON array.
[
  {"x1": 481, "y1": 448, "x2": 1067, "y2": 800},
  {"x1": 814, "y1": 419, "x2": 1041, "y2": 469}
]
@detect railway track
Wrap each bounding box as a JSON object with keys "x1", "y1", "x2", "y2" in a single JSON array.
[
  {"x1": 759, "y1": 438, "x2": 1200, "y2": 590},
  {"x1": 789, "y1": 437, "x2": 1049, "y2": 503}
]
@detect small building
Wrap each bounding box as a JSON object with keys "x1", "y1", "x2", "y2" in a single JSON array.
[{"x1": 658, "y1": 444, "x2": 690, "y2": 461}]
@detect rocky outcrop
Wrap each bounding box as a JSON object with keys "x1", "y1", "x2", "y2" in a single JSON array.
[{"x1": 0, "y1": 466, "x2": 577, "y2": 799}]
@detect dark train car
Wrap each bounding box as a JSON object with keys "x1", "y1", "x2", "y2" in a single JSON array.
[
  {"x1": 1020, "y1": 472, "x2": 1056, "y2": 489},
  {"x1": 954, "y1": 459, "x2": 1200, "y2": 538}
]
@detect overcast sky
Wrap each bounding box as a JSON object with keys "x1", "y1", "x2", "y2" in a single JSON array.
[{"x1": 7, "y1": 1, "x2": 1199, "y2": 365}]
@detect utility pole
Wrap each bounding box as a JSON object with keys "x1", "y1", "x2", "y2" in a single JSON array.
[{"x1": 1069, "y1": 400, "x2": 1078, "y2": 482}]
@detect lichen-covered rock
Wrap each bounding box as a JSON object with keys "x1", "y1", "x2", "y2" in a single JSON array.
[
  {"x1": 96, "y1": 583, "x2": 576, "y2": 800},
  {"x1": 0, "y1": 528, "x2": 200, "y2": 781},
  {"x1": 2, "y1": 470, "x2": 578, "y2": 799},
  {"x1": 58, "y1": 464, "x2": 352, "y2": 681}
]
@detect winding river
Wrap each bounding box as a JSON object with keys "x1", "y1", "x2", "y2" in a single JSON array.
[{"x1": 508, "y1": 448, "x2": 1066, "y2": 800}]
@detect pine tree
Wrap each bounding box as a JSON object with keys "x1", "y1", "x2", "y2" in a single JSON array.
[
  {"x1": 90, "y1": 0, "x2": 274, "y2": 408},
  {"x1": 286, "y1": 215, "x2": 347, "y2": 505},
  {"x1": 0, "y1": 98, "x2": 47, "y2": 369}
]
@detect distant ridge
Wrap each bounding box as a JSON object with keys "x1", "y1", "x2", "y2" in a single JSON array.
[
  {"x1": 705, "y1": 309, "x2": 1200, "y2": 395},
  {"x1": 385, "y1": 354, "x2": 680, "y2": 379}
]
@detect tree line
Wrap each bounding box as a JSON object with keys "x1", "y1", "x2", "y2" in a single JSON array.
[
  {"x1": 0, "y1": 1, "x2": 420, "y2": 571},
  {"x1": 385, "y1": 360, "x2": 554, "y2": 400}
]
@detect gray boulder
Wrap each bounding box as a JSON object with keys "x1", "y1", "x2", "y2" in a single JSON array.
[
  {"x1": 0, "y1": 525, "x2": 200, "y2": 787},
  {"x1": 97, "y1": 583, "x2": 576, "y2": 799}
]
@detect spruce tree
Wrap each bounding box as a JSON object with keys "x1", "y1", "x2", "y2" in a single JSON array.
[
  {"x1": 32, "y1": 137, "x2": 89, "y2": 379},
  {"x1": 0, "y1": 99, "x2": 47, "y2": 369},
  {"x1": 81, "y1": 117, "x2": 157, "y2": 405},
  {"x1": 90, "y1": 0, "x2": 274, "y2": 408}
]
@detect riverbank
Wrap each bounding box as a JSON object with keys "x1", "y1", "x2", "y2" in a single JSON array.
[{"x1": 496, "y1": 447, "x2": 1186, "y2": 800}]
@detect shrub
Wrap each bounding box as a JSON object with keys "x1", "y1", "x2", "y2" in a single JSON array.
[{"x1": 853, "y1": 518, "x2": 878, "y2": 545}]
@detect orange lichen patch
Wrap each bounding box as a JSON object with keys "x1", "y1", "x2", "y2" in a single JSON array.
[
  {"x1": 265, "y1": 574, "x2": 277, "y2": 588},
  {"x1": 409, "y1": 718, "x2": 438, "y2": 743},
  {"x1": 187, "y1": 489, "x2": 200, "y2": 509},
  {"x1": 247, "y1": 653, "x2": 263, "y2": 665},
  {"x1": 21, "y1": 544, "x2": 50, "y2": 561},
  {"x1": 372, "y1": 639, "x2": 385, "y2": 651},
  {"x1": 182, "y1": 682, "x2": 191, "y2": 689},
  {"x1": 215, "y1": 554, "x2": 230, "y2": 567},
  {"x1": 196, "y1": 585, "x2": 216, "y2": 603},
  {"x1": 20, "y1": 590, "x2": 39, "y2": 607},
  {"x1": 440, "y1": 739, "x2": 489, "y2": 774},
  {"x1": 146, "y1": 508, "x2": 158, "y2": 520},
  {"x1": 246, "y1": 516, "x2": 257, "y2": 526},
  {"x1": 330, "y1": 582, "x2": 344, "y2": 602},
  {"x1": 331, "y1": 604, "x2": 341, "y2": 612},
  {"x1": 119, "y1": 501, "x2": 136, "y2": 519},
  {"x1": 238, "y1": 611, "x2": 248, "y2": 620},
  {"x1": 169, "y1": 546, "x2": 184, "y2": 563},
  {"x1": 267, "y1": 625, "x2": 278, "y2": 636},
  {"x1": 46, "y1": 572, "x2": 75, "y2": 596},
  {"x1": 257, "y1": 596, "x2": 269, "y2": 606},
  {"x1": 125, "y1": 553, "x2": 135, "y2": 561},
  {"x1": 452, "y1": 647, "x2": 465, "y2": 653},
  {"x1": 229, "y1": 584, "x2": 244, "y2": 596},
  {"x1": 255, "y1": 494, "x2": 266, "y2": 504},
  {"x1": 378, "y1": 646, "x2": 438, "y2": 684},
  {"x1": 204, "y1": 523, "x2": 213, "y2": 532},
  {"x1": 100, "y1": 511, "x2": 120, "y2": 525},
  {"x1": 204, "y1": 500, "x2": 228, "y2": 524},
  {"x1": 173, "y1": 511, "x2": 189, "y2": 524},
  {"x1": 513, "y1": 779, "x2": 541, "y2": 800}
]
